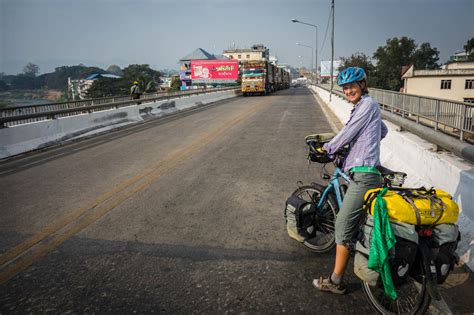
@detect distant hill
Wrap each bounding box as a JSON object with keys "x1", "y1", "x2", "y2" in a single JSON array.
[{"x1": 159, "y1": 69, "x2": 179, "y2": 76}]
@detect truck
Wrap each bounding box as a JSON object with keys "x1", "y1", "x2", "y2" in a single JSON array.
[
  {"x1": 275, "y1": 67, "x2": 283, "y2": 90},
  {"x1": 283, "y1": 69, "x2": 291, "y2": 89},
  {"x1": 275, "y1": 66, "x2": 291, "y2": 90},
  {"x1": 241, "y1": 61, "x2": 276, "y2": 96}
]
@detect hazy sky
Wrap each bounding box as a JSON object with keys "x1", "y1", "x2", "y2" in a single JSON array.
[{"x1": 1, "y1": 0, "x2": 473, "y2": 75}]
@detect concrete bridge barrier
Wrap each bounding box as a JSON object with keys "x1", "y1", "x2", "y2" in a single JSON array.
[
  {"x1": 0, "y1": 89, "x2": 240, "y2": 160},
  {"x1": 312, "y1": 85, "x2": 474, "y2": 271}
]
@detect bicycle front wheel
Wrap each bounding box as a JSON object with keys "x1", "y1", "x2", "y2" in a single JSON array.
[{"x1": 291, "y1": 184, "x2": 338, "y2": 253}]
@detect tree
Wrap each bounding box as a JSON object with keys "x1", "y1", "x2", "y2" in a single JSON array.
[
  {"x1": 338, "y1": 52, "x2": 377, "y2": 86},
  {"x1": 23, "y1": 63, "x2": 40, "y2": 77},
  {"x1": 412, "y1": 42, "x2": 439, "y2": 70},
  {"x1": 373, "y1": 37, "x2": 416, "y2": 91},
  {"x1": 0, "y1": 80, "x2": 8, "y2": 91},
  {"x1": 86, "y1": 64, "x2": 161, "y2": 98},
  {"x1": 106, "y1": 65, "x2": 123, "y2": 76},
  {"x1": 11, "y1": 74, "x2": 36, "y2": 89},
  {"x1": 122, "y1": 64, "x2": 160, "y2": 92},
  {"x1": 464, "y1": 37, "x2": 474, "y2": 60},
  {"x1": 372, "y1": 37, "x2": 440, "y2": 91},
  {"x1": 87, "y1": 77, "x2": 128, "y2": 98}
]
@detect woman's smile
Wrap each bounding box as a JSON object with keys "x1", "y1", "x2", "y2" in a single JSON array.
[{"x1": 343, "y1": 82, "x2": 363, "y2": 104}]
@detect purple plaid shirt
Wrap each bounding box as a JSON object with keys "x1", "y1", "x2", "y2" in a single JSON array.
[{"x1": 323, "y1": 94, "x2": 388, "y2": 172}]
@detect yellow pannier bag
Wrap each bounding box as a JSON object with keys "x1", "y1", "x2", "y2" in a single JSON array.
[{"x1": 364, "y1": 187, "x2": 459, "y2": 225}]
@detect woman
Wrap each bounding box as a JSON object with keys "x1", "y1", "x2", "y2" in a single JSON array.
[{"x1": 313, "y1": 67, "x2": 388, "y2": 294}]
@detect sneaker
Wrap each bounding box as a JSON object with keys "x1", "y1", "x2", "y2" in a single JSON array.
[{"x1": 312, "y1": 276, "x2": 347, "y2": 295}]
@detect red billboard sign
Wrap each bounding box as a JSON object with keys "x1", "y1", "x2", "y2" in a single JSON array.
[{"x1": 190, "y1": 60, "x2": 239, "y2": 81}]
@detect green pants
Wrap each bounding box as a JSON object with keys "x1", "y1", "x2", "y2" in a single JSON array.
[{"x1": 335, "y1": 172, "x2": 383, "y2": 245}]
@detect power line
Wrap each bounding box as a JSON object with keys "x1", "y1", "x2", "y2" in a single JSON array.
[{"x1": 318, "y1": 4, "x2": 333, "y2": 55}]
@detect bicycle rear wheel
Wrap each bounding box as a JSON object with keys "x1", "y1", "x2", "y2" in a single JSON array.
[
  {"x1": 291, "y1": 184, "x2": 338, "y2": 253},
  {"x1": 362, "y1": 257, "x2": 431, "y2": 314}
]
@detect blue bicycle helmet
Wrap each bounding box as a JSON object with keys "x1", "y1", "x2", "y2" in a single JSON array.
[{"x1": 337, "y1": 67, "x2": 367, "y2": 86}]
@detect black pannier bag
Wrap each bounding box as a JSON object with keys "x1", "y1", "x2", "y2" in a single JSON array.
[
  {"x1": 389, "y1": 238, "x2": 418, "y2": 286},
  {"x1": 355, "y1": 215, "x2": 419, "y2": 286},
  {"x1": 355, "y1": 216, "x2": 460, "y2": 287},
  {"x1": 431, "y1": 224, "x2": 460, "y2": 284},
  {"x1": 285, "y1": 195, "x2": 316, "y2": 242}
]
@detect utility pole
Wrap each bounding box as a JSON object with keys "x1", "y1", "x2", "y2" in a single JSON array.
[
  {"x1": 315, "y1": 26, "x2": 318, "y2": 84},
  {"x1": 330, "y1": 0, "x2": 335, "y2": 101}
]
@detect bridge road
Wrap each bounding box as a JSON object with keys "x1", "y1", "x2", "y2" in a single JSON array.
[{"x1": 0, "y1": 88, "x2": 373, "y2": 313}]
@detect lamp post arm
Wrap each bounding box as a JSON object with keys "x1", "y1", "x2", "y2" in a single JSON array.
[
  {"x1": 296, "y1": 21, "x2": 317, "y2": 28},
  {"x1": 292, "y1": 19, "x2": 318, "y2": 84}
]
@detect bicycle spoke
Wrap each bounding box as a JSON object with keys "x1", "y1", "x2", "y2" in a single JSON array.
[
  {"x1": 364, "y1": 271, "x2": 427, "y2": 314},
  {"x1": 295, "y1": 186, "x2": 337, "y2": 252},
  {"x1": 313, "y1": 233, "x2": 330, "y2": 243},
  {"x1": 319, "y1": 219, "x2": 335, "y2": 228},
  {"x1": 318, "y1": 222, "x2": 335, "y2": 232}
]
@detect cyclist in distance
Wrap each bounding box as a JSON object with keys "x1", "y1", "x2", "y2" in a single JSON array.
[{"x1": 313, "y1": 67, "x2": 388, "y2": 294}]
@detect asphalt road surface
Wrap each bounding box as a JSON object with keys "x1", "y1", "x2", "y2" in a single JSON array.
[{"x1": 1, "y1": 88, "x2": 472, "y2": 314}]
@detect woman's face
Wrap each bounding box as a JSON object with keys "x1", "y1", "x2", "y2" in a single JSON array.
[{"x1": 342, "y1": 82, "x2": 363, "y2": 104}]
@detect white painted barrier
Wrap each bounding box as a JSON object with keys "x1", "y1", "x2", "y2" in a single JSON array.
[
  {"x1": 0, "y1": 106, "x2": 142, "y2": 158},
  {"x1": 0, "y1": 89, "x2": 239, "y2": 160},
  {"x1": 312, "y1": 85, "x2": 474, "y2": 271}
]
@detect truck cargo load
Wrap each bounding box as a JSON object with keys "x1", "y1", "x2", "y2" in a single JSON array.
[{"x1": 241, "y1": 61, "x2": 276, "y2": 96}]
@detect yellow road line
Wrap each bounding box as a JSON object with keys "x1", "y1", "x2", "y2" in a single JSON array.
[
  {"x1": 0, "y1": 101, "x2": 260, "y2": 267},
  {"x1": 0, "y1": 99, "x2": 268, "y2": 284}
]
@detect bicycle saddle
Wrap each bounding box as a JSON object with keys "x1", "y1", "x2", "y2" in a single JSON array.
[
  {"x1": 378, "y1": 166, "x2": 407, "y2": 187},
  {"x1": 377, "y1": 165, "x2": 406, "y2": 177}
]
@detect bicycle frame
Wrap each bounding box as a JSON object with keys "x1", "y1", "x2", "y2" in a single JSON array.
[{"x1": 316, "y1": 165, "x2": 351, "y2": 210}]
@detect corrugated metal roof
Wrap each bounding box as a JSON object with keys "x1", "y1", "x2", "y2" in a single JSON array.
[
  {"x1": 179, "y1": 48, "x2": 216, "y2": 61},
  {"x1": 85, "y1": 73, "x2": 122, "y2": 80}
]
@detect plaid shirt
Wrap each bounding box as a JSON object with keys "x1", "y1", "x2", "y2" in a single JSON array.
[{"x1": 323, "y1": 94, "x2": 387, "y2": 172}]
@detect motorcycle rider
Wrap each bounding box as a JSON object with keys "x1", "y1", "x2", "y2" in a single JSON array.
[{"x1": 313, "y1": 67, "x2": 388, "y2": 294}]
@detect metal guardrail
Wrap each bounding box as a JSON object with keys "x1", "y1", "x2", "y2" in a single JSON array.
[
  {"x1": 371, "y1": 88, "x2": 473, "y2": 143},
  {"x1": 317, "y1": 84, "x2": 474, "y2": 143},
  {"x1": 0, "y1": 87, "x2": 238, "y2": 128}
]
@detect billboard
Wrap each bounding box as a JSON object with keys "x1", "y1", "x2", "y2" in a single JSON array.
[
  {"x1": 320, "y1": 60, "x2": 342, "y2": 78},
  {"x1": 190, "y1": 60, "x2": 239, "y2": 81}
]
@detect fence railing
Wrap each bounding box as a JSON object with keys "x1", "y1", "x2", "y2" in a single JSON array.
[
  {"x1": 0, "y1": 87, "x2": 238, "y2": 128},
  {"x1": 317, "y1": 84, "x2": 474, "y2": 143}
]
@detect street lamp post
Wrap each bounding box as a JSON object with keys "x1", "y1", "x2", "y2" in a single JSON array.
[
  {"x1": 291, "y1": 19, "x2": 318, "y2": 84},
  {"x1": 298, "y1": 55, "x2": 310, "y2": 70},
  {"x1": 296, "y1": 43, "x2": 313, "y2": 84}
]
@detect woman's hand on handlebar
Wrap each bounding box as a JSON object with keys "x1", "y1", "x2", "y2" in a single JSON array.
[{"x1": 315, "y1": 146, "x2": 326, "y2": 154}]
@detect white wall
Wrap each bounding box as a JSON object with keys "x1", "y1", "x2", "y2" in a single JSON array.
[
  {"x1": 312, "y1": 85, "x2": 474, "y2": 271},
  {"x1": 405, "y1": 76, "x2": 474, "y2": 102}
]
